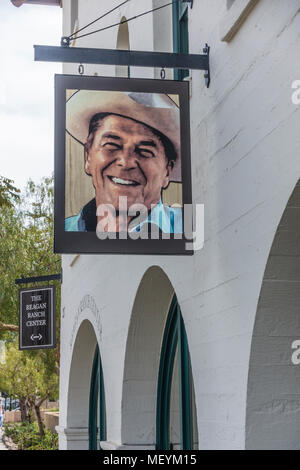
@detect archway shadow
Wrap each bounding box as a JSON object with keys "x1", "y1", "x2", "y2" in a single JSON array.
[
  {"x1": 246, "y1": 180, "x2": 300, "y2": 449},
  {"x1": 66, "y1": 320, "x2": 98, "y2": 449},
  {"x1": 121, "y1": 266, "x2": 174, "y2": 446}
]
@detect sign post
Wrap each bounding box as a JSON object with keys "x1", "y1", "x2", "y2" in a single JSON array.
[{"x1": 19, "y1": 286, "x2": 56, "y2": 350}]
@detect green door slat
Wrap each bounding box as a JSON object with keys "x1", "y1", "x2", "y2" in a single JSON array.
[
  {"x1": 156, "y1": 295, "x2": 195, "y2": 450},
  {"x1": 89, "y1": 345, "x2": 107, "y2": 450},
  {"x1": 173, "y1": 0, "x2": 189, "y2": 81}
]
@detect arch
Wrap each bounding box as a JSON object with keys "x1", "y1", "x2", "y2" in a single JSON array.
[
  {"x1": 67, "y1": 320, "x2": 98, "y2": 449},
  {"x1": 121, "y1": 266, "x2": 198, "y2": 449},
  {"x1": 115, "y1": 16, "x2": 130, "y2": 78},
  {"x1": 246, "y1": 180, "x2": 300, "y2": 449},
  {"x1": 121, "y1": 266, "x2": 174, "y2": 446}
]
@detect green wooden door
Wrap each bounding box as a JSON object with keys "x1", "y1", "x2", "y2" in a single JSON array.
[
  {"x1": 89, "y1": 345, "x2": 106, "y2": 450},
  {"x1": 156, "y1": 295, "x2": 198, "y2": 450},
  {"x1": 173, "y1": 1, "x2": 189, "y2": 81}
]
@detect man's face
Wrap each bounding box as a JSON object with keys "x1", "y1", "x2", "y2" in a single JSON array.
[{"x1": 85, "y1": 115, "x2": 173, "y2": 211}]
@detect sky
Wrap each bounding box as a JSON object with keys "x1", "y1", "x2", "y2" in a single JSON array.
[{"x1": 0, "y1": 1, "x2": 62, "y2": 191}]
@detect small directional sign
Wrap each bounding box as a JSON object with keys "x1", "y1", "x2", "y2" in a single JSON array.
[{"x1": 19, "y1": 286, "x2": 56, "y2": 350}]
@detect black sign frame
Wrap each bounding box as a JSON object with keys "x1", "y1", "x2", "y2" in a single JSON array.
[
  {"x1": 19, "y1": 286, "x2": 56, "y2": 351},
  {"x1": 54, "y1": 74, "x2": 193, "y2": 255}
]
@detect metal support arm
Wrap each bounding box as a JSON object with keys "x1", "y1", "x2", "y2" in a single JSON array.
[
  {"x1": 34, "y1": 44, "x2": 210, "y2": 87},
  {"x1": 15, "y1": 273, "x2": 61, "y2": 285}
]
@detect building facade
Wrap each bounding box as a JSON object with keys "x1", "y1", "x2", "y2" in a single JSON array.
[{"x1": 20, "y1": 0, "x2": 300, "y2": 450}]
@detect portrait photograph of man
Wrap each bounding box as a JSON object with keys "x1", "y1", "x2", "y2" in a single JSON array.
[
  {"x1": 65, "y1": 89, "x2": 183, "y2": 235},
  {"x1": 54, "y1": 75, "x2": 192, "y2": 254}
]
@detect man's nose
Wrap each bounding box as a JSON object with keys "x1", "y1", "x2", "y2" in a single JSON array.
[{"x1": 116, "y1": 146, "x2": 138, "y2": 169}]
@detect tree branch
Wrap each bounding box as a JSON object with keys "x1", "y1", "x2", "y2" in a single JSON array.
[
  {"x1": 0, "y1": 321, "x2": 18, "y2": 332},
  {"x1": 37, "y1": 396, "x2": 47, "y2": 408}
]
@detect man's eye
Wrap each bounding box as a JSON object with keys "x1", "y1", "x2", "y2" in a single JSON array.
[
  {"x1": 103, "y1": 142, "x2": 121, "y2": 150},
  {"x1": 137, "y1": 148, "x2": 155, "y2": 158}
]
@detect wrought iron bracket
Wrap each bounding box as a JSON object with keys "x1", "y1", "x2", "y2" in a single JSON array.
[
  {"x1": 61, "y1": 36, "x2": 70, "y2": 47},
  {"x1": 34, "y1": 43, "x2": 211, "y2": 88},
  {"x1": 15, "y1": 273, "x2": 62, "y2": 285},
  {"x1": 203, "y1": 43, "x2": 210, "y2": 88}
]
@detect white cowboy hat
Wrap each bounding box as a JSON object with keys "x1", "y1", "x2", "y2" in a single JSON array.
[{"x1": 66, "y1": 90, "x2": 181, "y2": 182}]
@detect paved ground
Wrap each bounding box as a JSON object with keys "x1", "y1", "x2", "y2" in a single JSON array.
[{"x1": 0, "y1": 428, "x2": 7, "y2": 450}]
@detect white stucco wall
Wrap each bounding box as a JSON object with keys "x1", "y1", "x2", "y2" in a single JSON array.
[
  {"x1": 246, "y1": 181, "x2": 300, "y2": 450},
  {"x1": 58, "y1": 0, "x2": 300, "y2": 450}
]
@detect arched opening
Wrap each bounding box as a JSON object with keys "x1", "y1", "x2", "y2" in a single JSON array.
[
  {"x1": 67, "y1": 320, "x2": 98, "y2": 450},
  {"x1": 246, "y1": 180, "x2": 300, "y2": 449},
  {"x1": 121, "y1": 266, "x2": 198, "y2": 449},
  {"x1": 121, "y1": 266, "x2": 173, "y2": 447},
  {"x1": 116, "y1": 16, "x2": 130, "y2": 78}
]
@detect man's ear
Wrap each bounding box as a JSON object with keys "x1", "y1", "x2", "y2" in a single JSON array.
[
  {"x1": 84, "y1": 148, "x2": 92, "y2": 175},
  {"x1": 162, "y1": 161, "x2": 174, "y2": 189}
]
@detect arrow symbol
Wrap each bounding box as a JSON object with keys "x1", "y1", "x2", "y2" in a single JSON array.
[{"x1": 30, "y1": 334, "x2": 42, "y2": 341}]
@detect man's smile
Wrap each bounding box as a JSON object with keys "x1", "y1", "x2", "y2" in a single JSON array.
[{"x1": 107, "y1": 175, "x2": 142, "y2": 187}]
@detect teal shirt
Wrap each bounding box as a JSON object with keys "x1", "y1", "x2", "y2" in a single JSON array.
[{"x1": 65, "y1": 199, "x2": 182, "y2": 234}]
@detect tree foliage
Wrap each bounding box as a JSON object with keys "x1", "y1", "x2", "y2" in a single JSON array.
[
  {"x1": 0, "y1": 175, "x2": 61, "y2": 335},
  {"x1": 0, "y1": 175, "x2": 61, "y2": 435},
  {"x1": 0, "y1": 176, "x2": 20, "y2": 209},
  {"x1": 0, "y1": 342, "x2": 58, "y2": 437}
]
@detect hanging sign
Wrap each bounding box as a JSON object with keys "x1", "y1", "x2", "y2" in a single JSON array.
[
  {"x1": 19, "y1": 286, "x2": 56, "y2": 350},
  {"x1": 54, "y1": 74, "x2": 193, "y2": 255}
]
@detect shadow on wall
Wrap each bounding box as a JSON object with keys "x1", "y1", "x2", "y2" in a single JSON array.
[
  {"x1": 121, "y1": 266, "x2": 174, "y2": 447},
  {"x1": 67, "y1": 320, "x2": 98, "y2": 440},
  {"x1": 246, "y1": 180, "x2": 300, "y2": 450}
]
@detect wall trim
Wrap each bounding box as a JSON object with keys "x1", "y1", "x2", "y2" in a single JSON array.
[
  {"x1": 220, "y1": 0, "x2": 260, "y2": 42},
  {"x1": 100, "y1": 441, "x2": 156, "y2": 450},
  {"x1": 56, "y1": 426, "x2": 89, "y2": 440}
]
